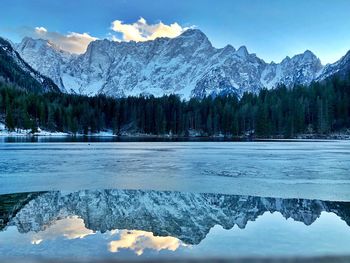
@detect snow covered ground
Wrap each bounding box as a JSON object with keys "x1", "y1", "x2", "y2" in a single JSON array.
[
  {"x1": 0, "y1": 122, "x2": 116, "y2": 137},
  {"x1": 0, "y1": 122, "x2": 68, "y2": 136}
]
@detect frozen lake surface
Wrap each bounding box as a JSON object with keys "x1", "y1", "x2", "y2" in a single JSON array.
[
  {"x1": 1, "y1": 139, "x2": 350, "y2": 260},
  {"x1": 1, "y1": 140, "x2": 350, "y2": 200}
]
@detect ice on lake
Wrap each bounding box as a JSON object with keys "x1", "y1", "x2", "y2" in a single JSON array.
[{"x1": 1, "y1": 140, "x2": 350, "y2": 201}]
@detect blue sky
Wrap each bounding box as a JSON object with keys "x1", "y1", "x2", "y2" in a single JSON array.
[{"x1": 1, "y1": 0, "x2": 350, "y2": 64}]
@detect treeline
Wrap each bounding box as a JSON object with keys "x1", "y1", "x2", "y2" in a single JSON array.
[{"x1": 0, "y1": 75, "x2": 350, "y2": 137}]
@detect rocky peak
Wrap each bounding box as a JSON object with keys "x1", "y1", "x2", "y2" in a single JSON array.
[
  {"x1": 317, "y1": 50, "x2": 350, "y2": 81},
  {"x1": 178, "y1": 29, "x2": 208, "y2": 40},
  {"x1": 279, "y1": 50, "x2": 321, "y2": 70},
  {"x1": 236, "y1": 45, "x2": 249, "y2": 58},
  {"x1": 14, "y1": 30, "x2": 350, "y2": 98},
  {"x1": 302, "y1": 50, "x2": 318, "y2": 59},
  {"x1": 221, "y1": 44, "x2": 236, "y2": 53},
  {"x1": 173, "y1": 29, "x2": 213, "y2": 51},
  {"x1": 17, "y1": 37, "x2": 67, "y2": 56}
]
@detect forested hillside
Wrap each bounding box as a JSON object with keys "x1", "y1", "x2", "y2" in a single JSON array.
[
  {"x1": 0, "y1": 37, "x2": 59, "y2": 93},
  {"x1": 1, "y1": 73, "x2": 350, "y2": 138}
]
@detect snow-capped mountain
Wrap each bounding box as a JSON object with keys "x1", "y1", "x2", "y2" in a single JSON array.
[
  {"x1": 261, "y1": 50, "x2": 323, "y2": 89},
  {"x1": 2, "y1": 189, "x2": 349, "y2": 245},
  {"x1": 0, "y1": 37, "x2": 59, "y2": 93},
  {"x1": 15, "y1": 29, "x2": 343, "y2": 98},
  {"x1": 317, "y1": 50, "x2": 350, "y2": 81},
  {"x1": 16, "y1": 37, "x2": 72, "y2": 92}
]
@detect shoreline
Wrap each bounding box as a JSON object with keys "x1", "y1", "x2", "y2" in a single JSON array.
[
  {"x1": 1, "y1": 121, "x2": 350, "y2": 140},
  {"x1": 1, "y1": 124, "x2": 349, "y2": 140},
  {"x1": 0, "y1": 132, "x2": 349, "y2": 141}
]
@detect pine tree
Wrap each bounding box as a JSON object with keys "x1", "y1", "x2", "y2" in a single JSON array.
[{"x1": 5, "y1": 105, "x2": 14, "y2": 131}]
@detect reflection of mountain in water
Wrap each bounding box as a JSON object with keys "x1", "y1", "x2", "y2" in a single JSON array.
[
  {"x1": 1, "y1": 190, "x2": 349, "y2": 245},
  {"x1": 0, "y1": 192, "x2": 43, "y2": 231}
]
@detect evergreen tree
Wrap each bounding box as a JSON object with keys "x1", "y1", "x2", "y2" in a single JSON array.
[{"x1": 1, "y1": 73, "x2": 350, "y2": 138}]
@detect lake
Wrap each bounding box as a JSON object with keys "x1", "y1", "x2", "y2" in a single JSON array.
[{"x1": 0, "y1": 139, "x2": 350, "y2": 260}]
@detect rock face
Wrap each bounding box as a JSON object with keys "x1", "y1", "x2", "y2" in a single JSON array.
[
  {"x1": 2, "y1": 189, "x2": 350, "y2": 245},
  {"x1": 16, "y1": 29, "x2": 329, "y2": 98},
  {"x1": 317, "y1": 50, "x2": 350, "y2": 81},
  {"x1": 16, "y1": 37, "x2": 72, "y2": 92},
  {"x1": 0, "y1": 37, "x2": 60, "y2": 93}
]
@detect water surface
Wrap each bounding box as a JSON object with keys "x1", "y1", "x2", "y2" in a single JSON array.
[
  {"x1": 1, "y1": 139, "x2": 350, "y2": 260},
  {"x1": 0, "y1": 140, "x2": 350, "y2": 200},
  {"x1": 0, "y1": 190, "x2": 350, "y2": 259}
]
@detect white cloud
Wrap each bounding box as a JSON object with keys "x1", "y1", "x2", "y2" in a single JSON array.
[
  {"x1": 110, "y1": 17, "x2": 191, "y2": 42},
  {"x1": 15, "y1": 18, "x2": 193, "y2": 53},
  {"x1": 21, "y1": 26, "x2": 97, "y2": 54},
  {"x1": 35, "y1": 26, "x2": 47, "y2": 34},
  {"x1": 30, "y1": 217, "x2": 95, "y2": 245},
  {"x1": 108, "y1": 230, "x2": 185, "y2": 255}
]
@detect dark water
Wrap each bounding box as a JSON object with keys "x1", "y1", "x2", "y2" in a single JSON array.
[
  {"x1": 0, "y1": 136, "x2": 241, "y2": 143},
  {"x1": 1, "y1": 136, "x2": 336, "y2": 144}
]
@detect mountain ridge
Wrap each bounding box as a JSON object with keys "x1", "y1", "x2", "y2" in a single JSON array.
[
  {"x1": 0, "y1": 37, "x2": 60, "y2": 93},
  {"x1": 14, "y1": 29, "x2": 349, "y2": 98}
]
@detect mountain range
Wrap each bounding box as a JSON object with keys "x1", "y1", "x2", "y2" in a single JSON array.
[
  {"x1": 13, "y1": 29, "x2": 350, "y2": 98},
  {"x1": 1, "y1": 190, "x2": 350, "y2": 245}
]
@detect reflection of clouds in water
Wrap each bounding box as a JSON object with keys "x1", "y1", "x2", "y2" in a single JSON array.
[
  {"x1": 1, "y1": 189, "x2": 350, "y2": 259},
  {"x1": 31, "y1": 216, "x2": 94, "y2": 245},
  {"x1": 0, "y1": 210, "x2": 350, "y2": 258},
  {"x1": 108, "y1": 230, "x2": 185, "y2": 255}
]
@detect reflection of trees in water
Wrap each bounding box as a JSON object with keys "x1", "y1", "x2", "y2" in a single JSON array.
[{"x1": 0, "y1": 192, "x2": 44, "y2": 231}]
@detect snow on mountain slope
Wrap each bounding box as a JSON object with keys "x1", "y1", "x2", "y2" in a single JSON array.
[
  {"x1": 16, "y1": 29, "x2": 326, "y2": 98},
  {"x1": 4, "y1": 189, "x2": 350, "y2": 245},
  {"x1": 317, "y1": 50, "x2": 350, "y2": 81},
  {"x1": 261, "y1": 50, "x2": 323, "y2": 89},
  {"x1": 16, "y1": 37, "x2": 73, "y2": 92},
  {"x1": 0, "y1": 37, "x2": 59, "y2": 93}
]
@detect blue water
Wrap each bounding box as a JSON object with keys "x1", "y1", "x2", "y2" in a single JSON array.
[
  {"x1": 1, "y1": 139, "x2": 350, "y2": 259},
  {"x1": 0, "y1": 190, "x2": 350, "y2": 259},
  {"x1": 1, "y1": 140, "x2": 350, "y2": 200}
]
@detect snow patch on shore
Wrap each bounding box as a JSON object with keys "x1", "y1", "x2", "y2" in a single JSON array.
[
  {"x1": 0, "y1": 122, "x2": 117, "y2": 137},
  {"x1": 0, "y1": 124, "x2": 69, "y2": 136}
]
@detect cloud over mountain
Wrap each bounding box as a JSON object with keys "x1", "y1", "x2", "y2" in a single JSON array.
[
  {"x1": 110, "y1": 17, "x2": 192, "y2": 42},
  {"x1": 20, "y1": 26, "x2": 98, "y2": 54},
  {"x1": 12, "y1": 18, "x2": 192, "y2": 53}
]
